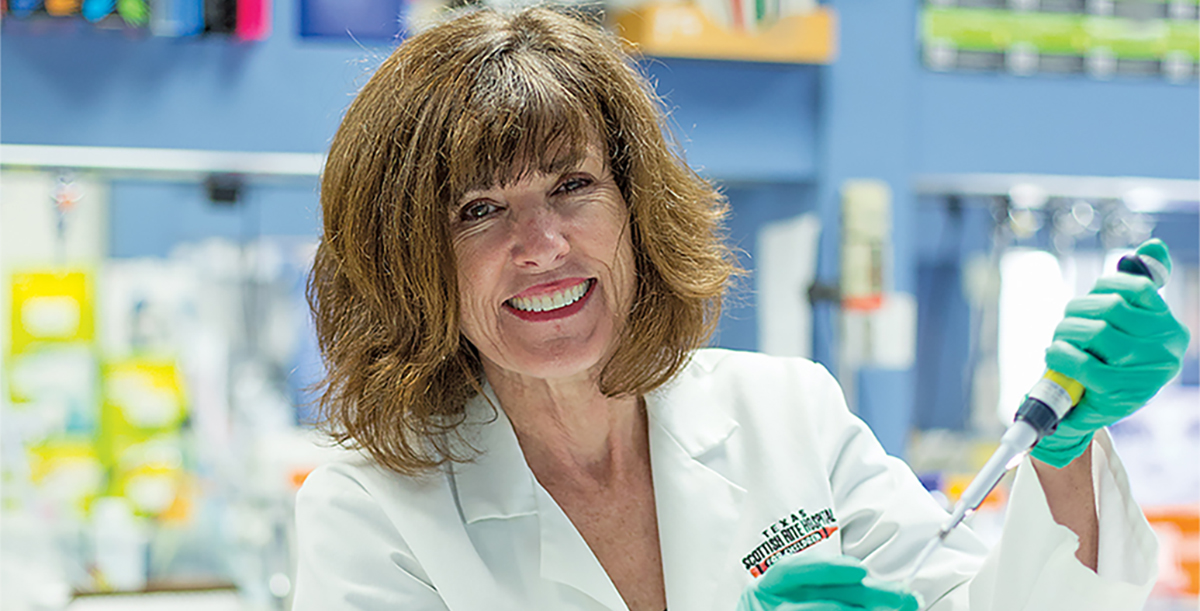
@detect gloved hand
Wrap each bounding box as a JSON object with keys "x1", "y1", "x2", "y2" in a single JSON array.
[
  {"x1": 1032, "y1": 239, "x2": 1191, "y2": 468},
  {"x1": 737, "y1": 554, "x2": 920, "y2": 611}
]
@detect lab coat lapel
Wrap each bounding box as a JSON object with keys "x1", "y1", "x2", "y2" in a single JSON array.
[
  {"x1": 536, "y1": 482, "x2": 630, "y2": 611},
  {"x1": 452, "y1": 386, "x2": 630, "y2": 610},
  {"x1": 647, "y1": 365, "x2": 747, "y2": 611},
  {"x1": 452, "y1": 388, "x2": 539, "y2": 524}
]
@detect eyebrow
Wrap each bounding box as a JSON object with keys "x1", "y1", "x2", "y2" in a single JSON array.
[{"x1": 457, "y1": 152, "x2": 591, "y2": 201}]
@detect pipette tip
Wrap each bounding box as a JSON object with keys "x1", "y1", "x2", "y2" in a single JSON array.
[{"x1": 902, "y1": 531, "x2": 947, "y2": 590}]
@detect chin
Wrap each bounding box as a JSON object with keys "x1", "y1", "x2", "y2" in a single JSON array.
[
  {"x1": 517, "y1": 352, "x2": 606, "y2": 382},
  {"x1": 503, "y1": 338, "x2": 613, "y2": 383}
]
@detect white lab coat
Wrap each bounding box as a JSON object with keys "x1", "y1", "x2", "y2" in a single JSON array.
[{"x1": 293, "y1": 349, "x2": 1158, "y2": 611}]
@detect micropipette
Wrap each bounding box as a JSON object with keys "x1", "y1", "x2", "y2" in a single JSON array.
[{"x1": 902, "y1": 249, "x2": 1171, "y2": 591}]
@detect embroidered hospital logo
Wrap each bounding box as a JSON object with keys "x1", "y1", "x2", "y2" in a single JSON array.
[{"x1": 741, "y1": 507, "x2": 838, "y2": 577}]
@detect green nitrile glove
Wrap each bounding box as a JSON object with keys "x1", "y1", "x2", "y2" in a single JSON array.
[
  {"x1": 1032, "y1": 239, "x2": 1191, "y2": 468},
  {"x1": 737, "y1": 554, "x2": 920, "y2": 611}
]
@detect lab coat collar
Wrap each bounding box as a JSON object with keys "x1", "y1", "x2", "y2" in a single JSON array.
[
  {"x1": 452, "y1": 357, "x2": 745, "y2": 521},
  {"x1": 645, "y1": 353, "x2": 741, "y2": 458}
]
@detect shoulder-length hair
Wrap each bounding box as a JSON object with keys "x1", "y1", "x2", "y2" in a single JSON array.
[{"x1": 309, "y1": 6, "x2": 739, "y2": 475}]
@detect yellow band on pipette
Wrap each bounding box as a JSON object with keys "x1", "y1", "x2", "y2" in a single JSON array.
[{"x1": 1044, "y1": 369, "x2": 1085, "y2": 407}]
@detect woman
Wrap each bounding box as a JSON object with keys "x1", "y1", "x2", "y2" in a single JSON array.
[{"x1": 295, "y1": 7, "x2": 1188, "y2": 611}]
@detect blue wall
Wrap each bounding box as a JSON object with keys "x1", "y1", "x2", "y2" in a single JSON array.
[
  {"x1": 811, "y1": 0, "x2": 924, "y2": 455},
  {"x1": 916, "y1": 73, "x2": 1200, "y2": 179},
  {"x1": 1, "y1": 0, "x2": 394, "y2": 153},
  {"x1": 0, "y1": 5, "x2": 822, "y2": 180},
  {"x1": 4, "y1": 0, "x2": 1197, "y2": 457},
  {"x1": 106, "y1": 180, "x2": 321, "y2": 258}
]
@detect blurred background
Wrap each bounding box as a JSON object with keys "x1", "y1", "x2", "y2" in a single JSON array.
[{"x1": 1, "y1": 0, "x2": 1197, "y2": 609}]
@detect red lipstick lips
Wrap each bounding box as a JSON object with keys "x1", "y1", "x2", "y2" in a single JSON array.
[{"x1": 504, "y1": 279, "x2": 596, "y2": 322}]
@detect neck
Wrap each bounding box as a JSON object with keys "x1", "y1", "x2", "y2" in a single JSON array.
[{"x1": 483, "y1": 360, "x2": 646, "y2": 487}]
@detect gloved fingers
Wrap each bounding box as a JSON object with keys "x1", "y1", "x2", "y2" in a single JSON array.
[
  {"x1": 1045, "y1": 340, "x2": 1183, "y2": 395},
  {"x1": 1063, "y1": 293, "x2": 1179, "y2": 337},
  {"x1": 1055, "y1": 396, "x2": 1133, "y2": 433},
  {"x1": 1066, "y1": 384, "x2": 1176, "y2": 426},
  {"x1": 1051, "y1": 317, "x2": 1186, "y2": 366},
  {"x1": 1085, "y1": 275, "x2": 1169, "y2": 312},
  {"x1": 758, "y1": 555, "x2": 869, "y2": 592}
]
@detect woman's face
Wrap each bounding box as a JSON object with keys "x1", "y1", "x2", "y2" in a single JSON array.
[{"x1": 451, "y1": 146, "x2": 636, "y2": 386}]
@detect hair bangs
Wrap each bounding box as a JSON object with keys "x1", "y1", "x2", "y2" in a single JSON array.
[{"x1": 446, "y1": 52, "x2": 606, "y2": 200}]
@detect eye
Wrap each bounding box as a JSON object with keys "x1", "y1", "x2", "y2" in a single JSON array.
[
  {"x1": 460, "y1": 200, "x2": 500, "y2": 222},
  {"x1": 555, "y1": 176, "x2": 593, "y2": 195}
]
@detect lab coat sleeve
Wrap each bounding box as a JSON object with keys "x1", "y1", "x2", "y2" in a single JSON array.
[
  {"x1": 292, "y1": 462, "x2": 451, "y2": 611},
  {"x1": 806, "y1": 363, "x2": 1157, "y2": 611},
  {"x1": 964, "y1": 430, "x2": 1157, "y2": 611},
  {"x1": 804, "y1": 362, "x2": 987, "y2": 604}
]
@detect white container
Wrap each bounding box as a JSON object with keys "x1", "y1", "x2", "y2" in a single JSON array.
[{"x1": 91, "y1": 497, "x2": 148, "y2": 592}]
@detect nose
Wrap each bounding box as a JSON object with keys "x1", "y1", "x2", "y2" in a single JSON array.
[{"x1": 512, "y1": 204, "x2": 569, "y2": 269}]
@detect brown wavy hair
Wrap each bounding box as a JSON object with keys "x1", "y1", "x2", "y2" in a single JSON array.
[{"x1": 308, "y1": 6, "x2": 739, "y2": 475}]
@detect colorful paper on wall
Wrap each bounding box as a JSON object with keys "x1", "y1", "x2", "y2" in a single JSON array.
[
  {"x1": 98, "y1": 359, "x2": 190, "y2": 517},
  {"x1": 107, "y1": 435, "x2": 187, "y2": 517},
  {"x1": 8, "y1": 269, "x2": 103, "y2": 521},
  {"x1": 100, "y1": 359, "x2": 187, "y2": 436},
  {"x1": 9, "y1": 270, "x2": 94, "y2": 355},
  {"x1": 1167, "y1": 20, "x2": 1200, "y2": 61},
  {"x1": 923, "y1": 6, "x2": 1199, "y2": 80},
  {"x1": 8, "y1": 345, "x2": 98, "y2": 432},
  {"x1": 8, "y1": 270, "x2": 100, "y2": 432},
  {"x1": 27, "y1": 438, "x2": 105, "y2": 516}
]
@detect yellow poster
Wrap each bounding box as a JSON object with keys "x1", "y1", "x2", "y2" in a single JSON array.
[
  {"x1": 99, "y1": 359, "x2": 190, "y2": 518},
  {"x1": 9, "y1": 270, "x2": 94, "y2": 356},
  {"x1": 27, "y1": 438, "x2": 105, "y2": 516}
]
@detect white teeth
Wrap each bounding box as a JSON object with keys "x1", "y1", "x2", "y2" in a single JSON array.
[{"x1": 508, "y1": 280, "x2": 590, "y2": 313}]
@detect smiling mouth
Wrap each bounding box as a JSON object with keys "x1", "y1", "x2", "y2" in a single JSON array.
[{"x1": 506, "y1": 279, "x2": 594, "y2": 313}]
